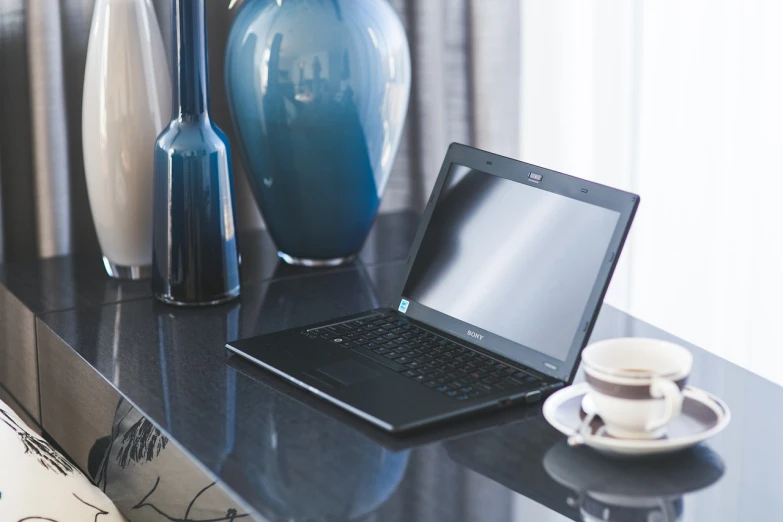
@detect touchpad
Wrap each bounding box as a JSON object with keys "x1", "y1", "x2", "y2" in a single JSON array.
[{"x1": 316, "y1": 359, "x2": 380, "y2": 386}]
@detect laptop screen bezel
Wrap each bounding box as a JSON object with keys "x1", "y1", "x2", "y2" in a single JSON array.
[{"x1": 393, "y1": 143, "x2": 640, "y2": 384}]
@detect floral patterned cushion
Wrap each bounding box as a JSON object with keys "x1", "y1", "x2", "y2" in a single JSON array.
[{"x1": 0, "y1": 401, "x2": 126, "y2": 521}]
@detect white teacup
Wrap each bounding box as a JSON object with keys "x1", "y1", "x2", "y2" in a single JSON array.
[{"x1": 581, "y1": 338, "x2": 693, "y2": 440}]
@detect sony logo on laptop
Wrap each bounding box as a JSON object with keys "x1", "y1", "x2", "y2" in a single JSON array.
[{"x1": 467, "y1": 330, "x2": 483, "y2": 340}]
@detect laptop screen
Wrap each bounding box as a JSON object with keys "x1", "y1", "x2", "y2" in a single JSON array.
[{"x1": 402, "y1": 164, "x2": 620, "y2": 365}]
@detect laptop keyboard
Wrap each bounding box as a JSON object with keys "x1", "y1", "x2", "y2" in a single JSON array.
[{"x1": 302, "y1": 313, "x2": 542, "y2": 401}]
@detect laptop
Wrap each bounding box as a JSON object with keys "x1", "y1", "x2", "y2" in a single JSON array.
[{"x1": 227, "y1": 143, "x2": 639, "y2": 432}]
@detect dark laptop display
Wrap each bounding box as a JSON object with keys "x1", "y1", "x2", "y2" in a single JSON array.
[
  {"x1": 227, "y1": 143, "x2": 639, "y2": 432},
  {"x1": 402, "y1": 164, "x2": 621, "y2": 376}
]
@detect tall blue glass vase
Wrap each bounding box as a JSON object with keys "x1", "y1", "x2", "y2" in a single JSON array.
[
  {"x1": 152, "y1": 0, "x2": 240, "y2": 306},
  {"x1": 225, "y1": 0, "x2": 411, "y2": 266}
]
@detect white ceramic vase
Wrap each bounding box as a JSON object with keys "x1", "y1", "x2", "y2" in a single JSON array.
[{"x1": 82, "y1": 0, "x2": 171, "y2": 279}]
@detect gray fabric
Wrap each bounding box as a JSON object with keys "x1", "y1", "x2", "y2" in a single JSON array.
[
  {"x1": 26, "y1": 0, "x2": 71, "y2": 258},
  {"x1": 0, "y1": 0, "x2": 37, "y2": 262},
  {"x1": 0, "y1": 0, "x2": 522, "y2": 264}
]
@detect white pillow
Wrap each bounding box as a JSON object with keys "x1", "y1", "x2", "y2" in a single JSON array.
[{"x1": 0, "y1": 402, "x2": 126, "y2": 521}]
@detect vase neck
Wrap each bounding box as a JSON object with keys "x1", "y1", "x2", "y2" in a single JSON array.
[{"x1": 172, "y1": 0, "x2": 209, "y2": 120}]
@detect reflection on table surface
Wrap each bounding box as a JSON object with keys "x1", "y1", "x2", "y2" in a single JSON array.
[
  {"x1": 34, "y1": 253, "x2": 783, "y2": 522},
  {"x1": 543, "y1": 442, "x2": 724, "y2": 522}
]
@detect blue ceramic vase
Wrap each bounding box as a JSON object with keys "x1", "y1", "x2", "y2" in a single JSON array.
[
  {"x1": 152, "y1": 0, "x2": 241, "y2": 306},
  {"x1": 225, "y1": 0, "x2": 411, "y2": 266}
]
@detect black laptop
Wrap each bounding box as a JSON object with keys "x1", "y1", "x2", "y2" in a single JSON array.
[{"x1": 227, "y1": 143, "x2": 639, "y2": 432}]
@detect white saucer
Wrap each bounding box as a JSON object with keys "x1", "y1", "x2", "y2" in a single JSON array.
[{"x1": 542, "y1": 383, "x2": 731, "y2": 457}]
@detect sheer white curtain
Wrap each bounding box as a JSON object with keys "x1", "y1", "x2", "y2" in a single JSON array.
[{"x1": 518, "y1": 0, "x2": 783, "y2": 386}]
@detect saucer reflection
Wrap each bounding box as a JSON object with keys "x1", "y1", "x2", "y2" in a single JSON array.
[{"x1": 543, "y1": 442, "x2": 725, "y2": 522}]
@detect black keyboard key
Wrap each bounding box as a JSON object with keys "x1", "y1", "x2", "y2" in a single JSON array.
[
  {"x1": 436, "y1": 386, "x2": 449, "y2": 393},
  {"x1": 374, "y1": 347, "x2": 391, "y2": 354},
  {"x1": 383, "y1": 333, "x2": 398, "y2": 340},
  {"x1": 407, "y1": 361, "x2": 423, "y2": 370},
  {"x1": 385, "y1": 352, "x2": 403, "y2": 360},
  {"x1": 424, "y1": 380, "x2": 438, "y2": 388},
  {"x1": 396, "y1": 356, "x2": 413, "y2": 364},
  {"x1": 343, "y1": 341, "x2": 357, "y2": 348},
  {"x1": 413, "y1": 375, "x2": 427, "y2": 383},
  {"x1": 468, "y1": 390, "x2": 485, "y2": 398},
  {"x1": 394, "y1": 346, "x2": 412, "y2": 354},
  {"x1": 460, "y1": 386, "x2": 473, "y2": 393},
  {"x1": 402, "y1": 370, "x2": 418, "y2": 377},
  {"x1": 482, "y1": 376, "x2": 501, "y2": 384},
  {"x1": 446, "y1": 390, "x2": 459, "y2": 397},
  {"x1": 455, "y1": 395, "x2": 469, "y2": 401},
  {"x1": 383, "y1": 342, "x2": 398, "y2": 349},
  {"x1": 476, "y1": 383, "x2": 493, "y2": 392},
  {"x1": 525, "y1": 376, "x2": 539, "y2": 383}
]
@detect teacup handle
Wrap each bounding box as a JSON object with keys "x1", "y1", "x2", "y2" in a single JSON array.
[{"x1": 646, "y1": 378, "x2": 684, "y2": 432}]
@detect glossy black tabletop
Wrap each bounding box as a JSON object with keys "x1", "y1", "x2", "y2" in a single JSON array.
[{"x1": 11, "y1": 212, "x2": 783, "y2": 521}]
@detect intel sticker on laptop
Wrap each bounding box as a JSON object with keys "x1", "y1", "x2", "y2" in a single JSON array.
[{"x1": 398, "y1": 299, "x2": 409, "y2": 313}]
